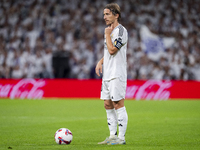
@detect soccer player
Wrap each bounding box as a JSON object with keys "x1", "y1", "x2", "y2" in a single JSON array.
[{"x1": 95, "y1": 3, "x2": 128, "y2": 145}]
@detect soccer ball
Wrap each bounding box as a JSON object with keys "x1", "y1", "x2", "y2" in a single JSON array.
[{"x1": 54, "y1": 128, "x2": 73, "y2": 144}]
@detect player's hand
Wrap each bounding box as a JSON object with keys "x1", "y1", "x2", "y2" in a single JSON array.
[
  {"x1": 95, "y1": 61, "x2": 103, "y2": 77},
  {"x1": 105, "y1": 24, "x2": 114, "y2": 35}
]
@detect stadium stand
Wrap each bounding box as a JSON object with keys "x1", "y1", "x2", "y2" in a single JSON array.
[{"x1": 0, "y1": 0, "x2": 199, "y2": 80}]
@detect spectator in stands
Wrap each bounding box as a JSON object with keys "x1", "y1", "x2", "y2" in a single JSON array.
[{"x1": 0, "y1": 0, "x2": 199, "y2": 80}]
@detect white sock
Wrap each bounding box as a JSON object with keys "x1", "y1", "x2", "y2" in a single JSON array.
[
  {"x1": 106, "y1": 109, "x2": 118, "y2": 137},
  {"x1": 116, "y1": 106, "x2": 128, "y2": 141}
]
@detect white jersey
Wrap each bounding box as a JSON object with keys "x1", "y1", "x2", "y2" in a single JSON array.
[{"x1": 103, "y1": 24, "x2": 128, "y2": 81}]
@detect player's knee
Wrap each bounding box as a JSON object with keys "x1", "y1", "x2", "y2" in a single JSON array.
[
  {"x1": 104, "y1": 102, "x2": 114, "y2": 109},
  {"x1": 113, "y1": 100, "x2": 124, "y2": 109}
]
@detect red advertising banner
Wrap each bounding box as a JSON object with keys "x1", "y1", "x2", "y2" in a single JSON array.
[
  {"x1": 0, "y1": 79, "x2": 200, "y2": 100},
  {"x1": 126, "y1": 80, "x2": 200, "y2": 100},
  {"x1": 0, "y1": 79, "x2": 101, "y2": 99}
]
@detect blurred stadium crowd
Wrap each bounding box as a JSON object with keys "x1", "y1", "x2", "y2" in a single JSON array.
[{"x1": 0, "y1": 0, "x2": 200, "y2": 80}]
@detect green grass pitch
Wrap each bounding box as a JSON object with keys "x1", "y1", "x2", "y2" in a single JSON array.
[{"x1": 0, "y1": 99, "x2": 200, "y2": 150}]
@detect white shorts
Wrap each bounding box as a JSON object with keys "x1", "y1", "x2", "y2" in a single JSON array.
[{"x1": 100, "y1": 78, "x2": 127, "y2": 101}]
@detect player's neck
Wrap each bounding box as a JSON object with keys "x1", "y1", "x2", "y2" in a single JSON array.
[{"x1": 112, "y1": 21, "x2": 119, "y2": 29}]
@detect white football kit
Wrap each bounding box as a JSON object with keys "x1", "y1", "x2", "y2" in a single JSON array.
[{"x1": 101, "y1": 24, "x2": 128, "y2": 101}]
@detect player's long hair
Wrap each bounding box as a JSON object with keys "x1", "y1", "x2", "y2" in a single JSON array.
[{"x1": 104, "y1": 3, "x2": 121, "y2": 22}]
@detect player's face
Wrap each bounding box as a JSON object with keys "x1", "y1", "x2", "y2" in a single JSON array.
[{"x1": 103, "y1": 8, "x2": 116, "y2": 26}]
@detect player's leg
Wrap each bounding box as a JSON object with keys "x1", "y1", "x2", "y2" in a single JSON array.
[
  {"x1": 98, "y1": 81, "x2": 118, "y2": 144},
  {"x1": 109, "y1": 78, "x2": 128, "y2": 145},
  {"x1": 113, "y1": 99, "x2": 128, "y2": 142},
  {"x1": 98, "y1": 99, "x2": 118, "y2": 144},
  {"x1": 104, "y1": 99, "x2": 118, "y2": 137}
]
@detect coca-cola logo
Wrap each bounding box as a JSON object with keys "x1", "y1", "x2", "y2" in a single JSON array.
[
  {"x1": 0, "y1": 84, "x2": 12, "y2": 97},
  {"x1": 126, "y1": 80, "x2": 173, "y2": 100},
  {"x1": 0, "y1": 79, "x2": 45, "y2": 99}
]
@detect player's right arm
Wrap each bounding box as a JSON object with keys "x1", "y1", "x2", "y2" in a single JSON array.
[
  {"x1": 95, "y1": 57, "x2": 104, "y2": 76},
  {"x1": 105, "y1": 24, "x2": 118, "y2": 55}
]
